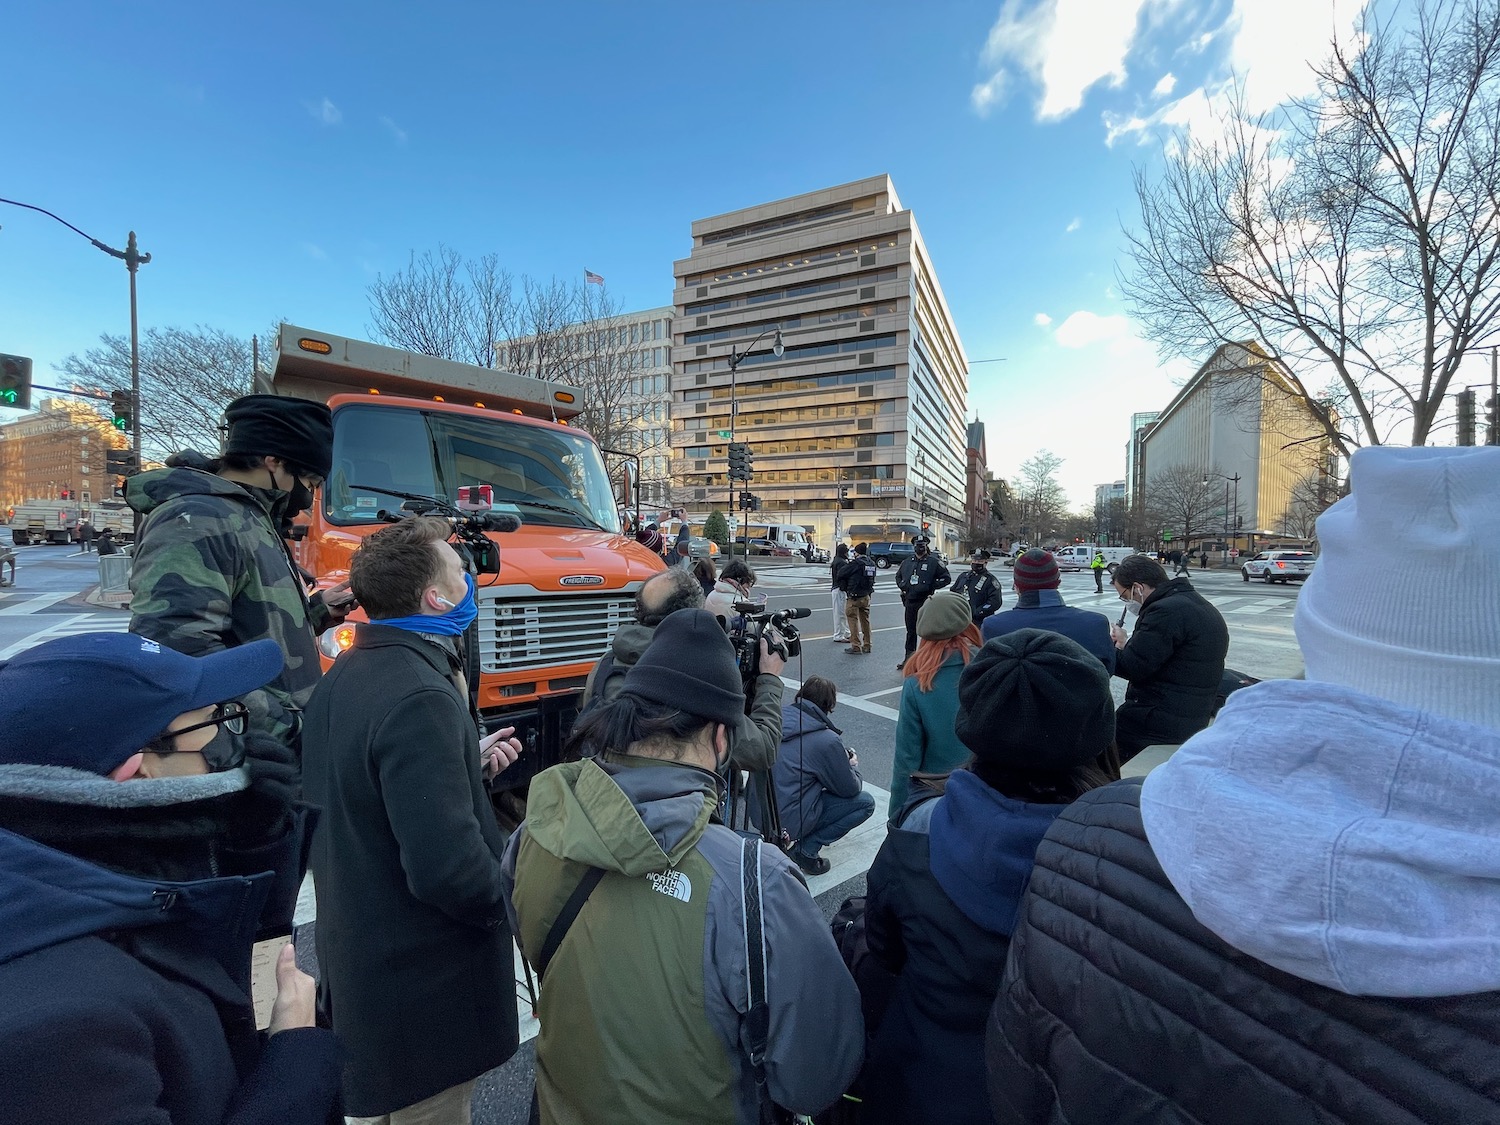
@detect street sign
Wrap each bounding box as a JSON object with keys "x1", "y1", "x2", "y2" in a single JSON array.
[
  {"x1": 716, "y1": 430, "x2": 732, "y2": 439},
  {"x1": 727, "y1": 516, "x2": 739, "y2": 533},
  {"x1": 1162, "y1": 531, "x2": 1173, "y2": 542}
]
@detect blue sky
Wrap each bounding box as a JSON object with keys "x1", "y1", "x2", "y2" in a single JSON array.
[{"x1": 1, "y1": 0, "x2": 1370, "y2": 505}]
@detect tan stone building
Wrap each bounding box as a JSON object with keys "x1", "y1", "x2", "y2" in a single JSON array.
[
  {"x1": 1139, "y1": 342, "x2": 1330, "y2": 547},
  {"x1": 670, "y1": 175, "x2": 970, "y2": 551},
  {"x1": 0, "y1": 398, "x2": 129, "y2": 510}
]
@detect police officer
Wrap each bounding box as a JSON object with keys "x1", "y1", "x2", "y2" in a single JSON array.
[
  {"x1": 952, "y1": 548, "x2": 1002, "y2": 626},
  {"x1": 895, "y1": 535, "x2": 951, "y2": 670},
  {"x1": 1091, "y1": 549, "x2": 1108, "y2": 593}
]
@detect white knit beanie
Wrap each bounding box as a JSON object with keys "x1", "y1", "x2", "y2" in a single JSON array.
[{"x1": 1294, "y1": 445, "x2": 1500, "y2": 729}]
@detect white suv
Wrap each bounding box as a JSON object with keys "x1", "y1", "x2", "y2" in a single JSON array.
[{"x1": 1241, "y1": 550, "x2": 1317, "y2": 584}]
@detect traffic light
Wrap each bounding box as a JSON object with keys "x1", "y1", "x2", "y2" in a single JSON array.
[
  {"x1": 110, "y1": 390, "x2": 135, "y2": 432},
  {"x1": 0, "y1": 354, "x2": 32, "y2": 410},
  {"x1": 1487, "y1": 396, "x2": 1499, "y2": 446},
  {"x1": 837, "y1": 484, "x2": 850, "y2": 509},
  {"x1": 105, "y1": 449, "x2": 140, "y2": 476},
  {"x1": 1456, "y1": 389, "x2": 1477, "y2": 446},
  {"x1": 727, "y1": 442, "x2": 754, "y2": 481}
]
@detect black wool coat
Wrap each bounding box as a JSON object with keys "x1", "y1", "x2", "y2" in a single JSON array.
[
  {"x1": 988, "y1": 782, "x2": 1500, "y2": 1125},
  {"x1": 301, "y1": 624, "x2": 519, "y2": 1116},
  {"x1": 1114, "y1": 577, "x2": 1229, "y2": 744}
]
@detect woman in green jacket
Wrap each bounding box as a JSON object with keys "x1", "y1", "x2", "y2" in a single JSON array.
[{"x1": 889, "y1": 590, "x2": 982, "y2": 818}]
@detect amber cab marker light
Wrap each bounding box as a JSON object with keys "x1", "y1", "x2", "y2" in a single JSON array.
[
  {"x1": 297, "y1": 337, "x2": 333, "y2": 355},
  {"x1": 554, "y1": 391, "x2": 576, "y2": 404}
]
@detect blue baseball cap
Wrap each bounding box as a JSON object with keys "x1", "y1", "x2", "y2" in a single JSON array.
[{"x1": 0, "y1": 633, "x2": 284, "y2": 774}]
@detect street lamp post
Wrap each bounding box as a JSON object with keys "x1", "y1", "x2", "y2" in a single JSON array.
[
  {"x1": 1203, "y1": 472, "x2": 1242, "y2": 559},
  {"x1": 724, "y1": 326, "x2": 783, "y2": 558},
  {"x1": 0, "y1": 198, "x2": 150, "y2": 459}
]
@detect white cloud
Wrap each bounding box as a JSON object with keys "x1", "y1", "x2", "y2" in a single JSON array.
[
  {"x1": 1033, "y1": 312, "x2": 1053, "y2": 327},
  {"x1": 379, "y1": 115, "x2": 408, "y2": 144},
  {"x1": 306, "y1": 97, "x2": 342, "y2": 126},
  {"x1": 1065, "y1": 217, "x2": 1082, "y2": 233},
  {"x1": 972, "y1": 0, "x2": 1151, "y2": 121},
  {"x1": 1054, "y1": 310, "x2": 1132, "y2": 349},
  {"x1": 1153, "y1": 72, "x2": 1177, "y2": 97}
]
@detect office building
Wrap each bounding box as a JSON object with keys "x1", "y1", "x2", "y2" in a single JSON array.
[
  {"x1": 1139, "y1": 342, "x2": 1328, "y2": 544},
  {"x1": 670, "y1": 175, "x2": 970, "y2": 550},
  {"x1": 498, "y1": 307, "x2": 674, "y2": 507},
  {"x1": 1125, "y1": 411, "x2": 1159, "y2": 513},
  {"x1": 0, "y1": 398, "x2": 128, "y2": 510}
]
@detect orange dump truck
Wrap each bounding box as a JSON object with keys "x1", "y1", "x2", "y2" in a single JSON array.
[{"x1": 262, "y1": 324, "x2": 662, "y2": 817}]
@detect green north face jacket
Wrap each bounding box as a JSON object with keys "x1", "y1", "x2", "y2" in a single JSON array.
[
  {"x1": 127, "y1": 467, "x2": 334, "y2": 750},
  {"x1": 502, "y1": 756, "x2": 863, "y2": 1125}
]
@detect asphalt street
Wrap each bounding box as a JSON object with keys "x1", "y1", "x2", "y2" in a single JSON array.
[{"x1": 0, "y1": 537, "x2": 1307, "y2": 1124}]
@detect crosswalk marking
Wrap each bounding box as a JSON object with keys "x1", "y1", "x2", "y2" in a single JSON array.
[
  {"x1": 0, "y1": 592, "x2": 74, "y2": 616},
  {"x1": 0, "y1": 614, "x2": 131, "y2": 660}
]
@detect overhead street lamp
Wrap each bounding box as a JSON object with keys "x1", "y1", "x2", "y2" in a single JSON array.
[
  {"x1": 724, "y1": 326, "x2": 783, "y2": 557},
  {"x1": 0, "y1": 197, "x2": 150, "y2": 459}
]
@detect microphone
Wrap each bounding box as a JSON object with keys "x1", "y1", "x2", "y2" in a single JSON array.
[
  {"x1": 476, "y1": 511, "x2": 522, "y2": 533},
  {"x1": 780, "y1": 607, "x2": 812, "y2": 620}
]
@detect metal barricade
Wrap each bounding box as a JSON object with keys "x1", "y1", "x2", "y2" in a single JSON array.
[{"x1": 97, "y1": 553, "x2": 132, "y2": 606}]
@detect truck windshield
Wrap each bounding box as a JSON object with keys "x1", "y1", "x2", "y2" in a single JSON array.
[{"x1": 325, "y1": 404, "x2": 620, "y2": 532}]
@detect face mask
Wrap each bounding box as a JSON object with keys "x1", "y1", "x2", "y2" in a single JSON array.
[
  {"x1": 201, "y1": 727, "x2": 247, "y2": 772},
  {"x1": 971, "y1": 562, "x2": 985, "y2": 572},
  {"x1": 1124, "y1": 599, "x2": 1142, "y2": 618},
  {"x1": 285, "y1": 479, "x2": 314, "y2": 516},
  {"x1": 431, "y1": 572, "x2": 479, "y2": 634}
]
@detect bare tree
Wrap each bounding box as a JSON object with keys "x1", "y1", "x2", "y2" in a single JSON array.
[
  {"x1": 1124, "y1": 0, "x2": 1500, "y2": 458},
  {"x1": 61, "y1": 326, "x2": 254, "y2": 461},
  {"x1": 367, "y1": 250, "x2": 647, "y2": 450},
  {"x1": 1144, "y1": 464, "x2": 1230, "y2": 545},
  {"x1": 367, "y1": 246, "x2": 515, "y2": 369},
  {"x1": 1280, "y1": 469, "x2": 1343, "y2": 540},
  {"x1": 1010, "y1": 451, "x2": 1067, "y2": 543}
]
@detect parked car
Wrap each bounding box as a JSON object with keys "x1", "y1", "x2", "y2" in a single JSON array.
[
  {"x1": 866, "y1": 540, "x2": 916, "y2": 570},
  {"x1": 1241, "y1": 549, "x2": 1317, "y2": 584},
  {"x1": 735, "y1": 537, "x2": 777, "y2": 556}
]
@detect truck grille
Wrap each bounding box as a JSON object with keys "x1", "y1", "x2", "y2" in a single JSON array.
[{"x1": 477, "y1": 592, "x2": 636, "y2": 675}]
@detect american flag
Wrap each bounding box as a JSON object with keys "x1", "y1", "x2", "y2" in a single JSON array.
[{"x1": 585, "y1": 270, "x2": 605, "y2": 285}]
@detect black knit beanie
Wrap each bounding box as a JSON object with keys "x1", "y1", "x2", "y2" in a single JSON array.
[
  {"x1": 621, "y1": 608, "x2": 745, "y2": 726},
  {"x1": 223, "y1": 394, "x2": 335, "y2": 480},
  {"x1": 955, "y1": 629, "x2": 1114, "y2": 770}
]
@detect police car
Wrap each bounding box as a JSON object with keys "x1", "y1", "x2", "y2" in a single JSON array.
[{"x1": 1241, "y1": 550, "x2": 1317, "y2": 584}]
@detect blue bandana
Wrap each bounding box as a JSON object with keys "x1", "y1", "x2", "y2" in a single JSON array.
[{"x1": 371, "y1": 573, "x2": 478, "y2": 636}]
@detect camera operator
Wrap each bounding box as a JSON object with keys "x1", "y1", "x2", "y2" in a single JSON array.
[{"x1": 585, "y1": 566, "x2": 786, "y2": 772}]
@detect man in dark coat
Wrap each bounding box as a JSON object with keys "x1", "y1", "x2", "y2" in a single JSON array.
[
  {"x1": 1107, "y1": 554, "x2": 1228, "y2": 760},
  {"x1": 0, "y1": 632, "x2": 342, "y2": 1125},
  {"x1": 988, "y1": 446, "x2": 1500, "y2": 1125},
  {"x1": 301, "y1": 517, "x2": 523, "y2": 1122},
  {"x1": 982, "y1": 549, "x2": 1115, "y2": 672},
  {"x1": 895, "y1": 535, "x2": 951, "y2": 670}
]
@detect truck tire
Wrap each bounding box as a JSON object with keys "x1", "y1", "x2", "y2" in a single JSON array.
[
  {"x1": 10, "y1": 531, "x2": 26, "y2": 546},
  {"x1": 874, "y1": 556, "x2": 890, "y2": 569}
]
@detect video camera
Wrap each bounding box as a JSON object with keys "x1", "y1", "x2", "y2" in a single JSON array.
[
  {"x1": 729, "y1": 602, "x2": 809, "y2": 687},
  {"x1": 351, "y1": 483, "x2": 520, "y2": 575}
]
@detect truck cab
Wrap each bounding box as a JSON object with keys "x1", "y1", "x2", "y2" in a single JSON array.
[{"x1": 265, "y1": 325, "x2": 664, "y2": 817}]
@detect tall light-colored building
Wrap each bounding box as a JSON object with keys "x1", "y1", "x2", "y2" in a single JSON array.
[
  {"x1": 1140, "y1": 342, "x2": 1328, "y2": 539},
  {"x1": 0, "y1": 398, "x2": 128, "y2": 509},
  {"x1": 1094, "y1": 480, "x2": 1126, "y2": 509},
  {"x1": 497, "y1": 307, "x2": 675, "y2": 507},
  {"x1": 1125, "y1": 411, "x2": 1158, "y2": 512},
  {"x1": 670, "y1": 175, "x2": 970, "y2": 550}
]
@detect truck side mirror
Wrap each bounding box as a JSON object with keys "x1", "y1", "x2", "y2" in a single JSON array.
[{"x1": 287, "y1": 523, "x2": 309, "y2": 541}]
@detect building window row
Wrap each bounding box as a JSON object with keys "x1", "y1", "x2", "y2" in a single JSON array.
[
  {"x1": 681, "y1": 300, "x2": 899, "y2": 345},
  {"x1": 682, "y1": 366, "x2": 898, "y2": 402},
  {"x1": 678, "y1": 464, "x2": 900, "y2": 488},
  {"x1": 682, "y1": 432, "x2": 898, "y2": 460},
  {"x1": 683, "y1": 237, "x2": 899, "y2": 289},
  {"x1": 681, "y1": 333, "x2": 898, "y2": 375},
  {"x1": 696, "y1": 198, "x2": 873, "y2": 247},
  {"x1": 681, "y1": 398, "x2": 898, "y2": 436}
]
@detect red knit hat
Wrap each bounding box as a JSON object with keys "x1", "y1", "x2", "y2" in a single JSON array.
[{"x1": 1012, "y1": 549, "x2": 1061, "y2": 592}]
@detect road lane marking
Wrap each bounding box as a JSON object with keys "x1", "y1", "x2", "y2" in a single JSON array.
[
  {"x1": 0, "y1": 592, "x2": 74, "y2": 615},
  {"x1": 0, "y1": 613, "x2": 130, "y2": 659}
]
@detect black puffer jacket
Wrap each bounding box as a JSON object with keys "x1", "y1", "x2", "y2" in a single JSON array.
[
  {"x1": 987, "y1": 781, "x2": 1500, "y2": 1125},
  {"x1": 1113, "y1": 577, "x2": 1228, "y2": 743}
]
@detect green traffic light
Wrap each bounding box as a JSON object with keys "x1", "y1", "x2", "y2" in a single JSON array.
[
  {"x1": 112, "y1": 417, "x2": 127, "y2": 431},
  {"x1": 0, "y1": 389, "x2": 15, "y2": 404}
]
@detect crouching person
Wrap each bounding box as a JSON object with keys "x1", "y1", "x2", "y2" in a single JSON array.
[
  {"x1": 773, "y1": 675, "x2": 875, "y2": 876},
  {"x1": 0, "y1": 633, "x2": 341, "y2": 1125},
  {"x1": 504, "y1": 608, "x2": 864, "y2": 1125}
]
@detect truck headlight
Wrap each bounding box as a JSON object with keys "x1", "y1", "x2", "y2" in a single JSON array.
[{"x1": 319, "y1": 623, "x2": 358, "y2": 659}]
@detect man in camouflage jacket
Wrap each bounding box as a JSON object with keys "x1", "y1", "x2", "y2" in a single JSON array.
[{"x1": 127, "y1": 396, "x2": 351, "y2": 753}]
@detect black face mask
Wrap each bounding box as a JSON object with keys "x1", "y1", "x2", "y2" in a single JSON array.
[
  {"x1": 286, "y1": 479, "x2": 314, "y2": 516},
  {"x1": 971, "y1": 562, "x2": 986, "y2": 572},
  {"x1": 201, "y1": 726, "x2": 248, "y2": 772}
]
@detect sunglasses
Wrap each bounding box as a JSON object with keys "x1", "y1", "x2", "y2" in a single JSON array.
[{"x1": 145, "y1": 701, "x2": 250, "y2": 759}]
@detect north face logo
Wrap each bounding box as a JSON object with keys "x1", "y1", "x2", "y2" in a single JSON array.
[{"x1": 646, "y1": 870, "x2": 692, "y2": 903}]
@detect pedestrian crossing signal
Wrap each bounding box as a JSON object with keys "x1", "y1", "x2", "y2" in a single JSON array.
[{"x1": 110, "y1": 390, "x2": 134, "y2": 432}]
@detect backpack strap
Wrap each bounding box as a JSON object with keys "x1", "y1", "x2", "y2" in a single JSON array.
[
  {"x1": 536, "y1": 866, "x2": 605, "y2": 978},
  {"x1": 741, "y1": 835, "x2": 780, "y2": 1123}
]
